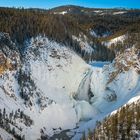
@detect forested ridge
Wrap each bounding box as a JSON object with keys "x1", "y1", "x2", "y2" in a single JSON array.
[
  {"x1": 0, "y1": 6, "x2": 139, "y2": 61},
  {"x1": 85, "y1": 99, "x2": 140, "y2": 140}
]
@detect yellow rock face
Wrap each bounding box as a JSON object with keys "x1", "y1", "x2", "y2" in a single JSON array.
[{"x1": 0, "y1": 53, "x2": 13, "y2": 75}]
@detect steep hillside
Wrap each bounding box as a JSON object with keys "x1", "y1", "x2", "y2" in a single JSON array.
[
  {"x1": 0, "y1": 34, "x2": 89, "y2": 139},
  {"x1": 72, "y1": 47, "x2": 140, "y2": 140},
  {"x1": 0, "y1": 6, "x2": 140, "y2": 61},
  {"x1": 0, "y1": 7, "x2": 116, "y2": 62},
  {"x1": 0, "y1": 33, "x2": 20, "y2": 74},
  {"x1": 0, "y1": 34, "x2": 139, "y2": 140},
  {"x1": 86, "y1": 96, "x2": 140, "y2": 140}
]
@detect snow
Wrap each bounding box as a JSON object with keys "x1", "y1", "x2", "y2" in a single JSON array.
[
  {"x1": 23, "y1": 102, "x2": 78, "y2": 139},
  {"x1": 71, "y1": 51, "x2": 140, "y2": 139},
  {"x1": 90, "y1": 68, "x2": 139, "y2": 112},
  {"x1": 104, "y1": 35, "x2": 126, "y2": 47},
  {"x1": 111, "y1": 95, "x2": 140, "y2": 115},
  {"x1": 90, "y1": 30, "x2": 98, "y2": 37},
  {"x1": 127, "y1": 95, "x2": 140, "y2": 104},
  {"x1": 0, "y1": 35, "x2": 139, "y2": 140},
  {"x1": 15, "y1": 36, "x2": 92, "y2": 139},
  {"x1": 72, "y1": 35, "x2": 94, "y2": 53},
  {"x1": 27, "y1": 36, "x2": 89, "y2": 97},
  {"x1": 0, "y1": 128, "x2": 15, "y2": 140},
  {"x1": 90, "y1": 29, "x2": 111, "y2": 38},
  {"x1": 54, "y1": 11, "x2": 68, "y2": 15},
  {"x1": 75, "y1": 101, "x2": 97, "y2": 121},
  {"x1": 93, "y1": 10, "x2": 102, "y2": 13},
  {"x1": 99, "y1": 12, "x2": 106, "y2": 15},
  {"x1": 113, "y1": 11, "x2": 127, "y2": 15}
]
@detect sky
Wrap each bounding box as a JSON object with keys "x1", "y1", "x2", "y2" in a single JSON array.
[{"x1": 0, "y1": 0, "x2": 140, "y2": 9}]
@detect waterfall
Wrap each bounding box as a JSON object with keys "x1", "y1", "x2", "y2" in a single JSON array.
[{"x1": 76, "y1": 68, "x2": 93, "y2": 102}]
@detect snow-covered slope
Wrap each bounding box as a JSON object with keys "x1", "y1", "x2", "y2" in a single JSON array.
[
  {"x1": 72, "y1": 34, "x2": 94, "y2": 53},
  {"x1": 0, "y1": 35, "x2": 93, "y2": 139},
  {"x1": 72, "y1": 47, "x2": 140, "y2": 139},
  {"x1": 90, "y1": 29, "x2": 111, "y2": 38},
  {"x1": 0, "y1": 128, "x2": 15, "y2": 140},
  {"x1": 54, "y1": 11, "x2": 68, "y2": 15},
  {"x1": 113, "y1": 11, "x2": 127, "y2": 15},
  {"x1": 103, "y1": 35, "x2": 126, "y2": 47},
  {"x1": 0, "y1": 34, "x2": 139, "y2": 140}
]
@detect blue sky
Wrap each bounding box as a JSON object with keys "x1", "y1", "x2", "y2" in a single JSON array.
[{"x1": 0, "y1": 0, "x2": 140, "y2": 9}]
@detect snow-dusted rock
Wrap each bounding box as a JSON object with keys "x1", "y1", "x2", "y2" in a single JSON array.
[{"x1": 0, "y1": 35, "x2": 139, "y2": 140}]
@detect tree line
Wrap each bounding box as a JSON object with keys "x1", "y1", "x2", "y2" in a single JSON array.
[
  {"x1": 85, "y1": 99, "x2": 140, "y2": 140},
  {"x1": 0, "y1": 7, "x2": 139, "y2": 61}
]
